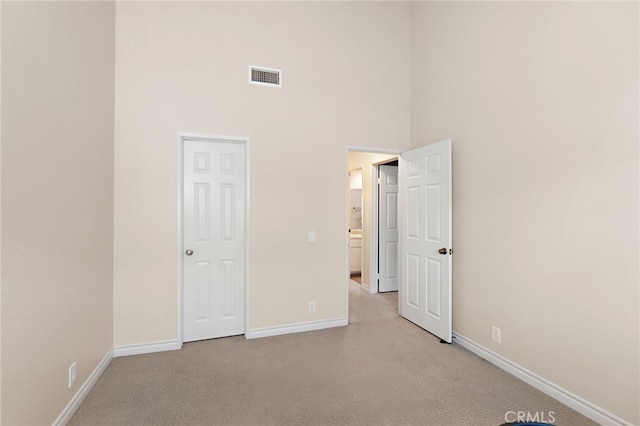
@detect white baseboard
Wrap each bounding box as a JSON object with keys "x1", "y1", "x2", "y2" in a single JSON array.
[
  {"x1": 246, "y1": 318, "x2": 348, "y2": 339},
  {"x1": 113, "y1": 339, "x2": 181, "y2": 357},
  {"x1": 452, "y1": 332, "x2": 631, "y2": 426},
  {"x1": 53, "y1": 349, "x2": 113, "y2": 426}
]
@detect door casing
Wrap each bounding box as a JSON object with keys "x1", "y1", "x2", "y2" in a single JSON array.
[{"x1": 177, "y1": 133, "x2": 250, "y2": 347}]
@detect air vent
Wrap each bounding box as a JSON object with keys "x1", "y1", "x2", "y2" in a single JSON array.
[{"x1": 249, "y1": 66, "x2": 282, "y2": 87}]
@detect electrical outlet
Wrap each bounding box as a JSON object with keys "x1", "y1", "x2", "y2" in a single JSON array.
[
  {"x1": 491, "y1": 326, "x2": 501, "y2": 344},
  {"x1": 308, "y1": 231, "x2": 316, "y2": 243},
  {"x1": 68, "y1": 362, "x2": 77, "y2": 388},
  {"x1": 308, "y1": 301, "x2": 316, "y2": 313}
]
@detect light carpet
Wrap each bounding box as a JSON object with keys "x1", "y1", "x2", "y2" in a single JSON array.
[{"x1": 68, "y1": 282, "x2": 595, "y2": 425}]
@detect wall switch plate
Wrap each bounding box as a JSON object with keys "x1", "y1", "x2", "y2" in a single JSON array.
[
  {"x1": 308, "y1": 301, "x2": 316, "y2": 313},
  {"x1": 491, "y1": 326, "x2": 501, "y2": 344},
  {"x1": 68, "y1": 361, "x2": 77, "y2": 388},
  {"x1": 308, "y1": 231, "x2": 316, "y2": 243}
]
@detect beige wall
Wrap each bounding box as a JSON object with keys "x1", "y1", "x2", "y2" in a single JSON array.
[
  {"x1": 410, "y1": 2, "x2": 639, "y2": 423},
  {"x1": 1, "y1": 1, "x2": 638, "y2": 424},
  {"x1": 0, "y1": 1, "x2": 3, "y2": 422},
  {"x1": 348, "y1": 152, "x2": 398, "y2": 291},
  {"x1": 113, "y1": 2, "x2": 410, "y2": 344},
  {"x1": 1, "y1": 2, "x2": 115, "y2": 424}
]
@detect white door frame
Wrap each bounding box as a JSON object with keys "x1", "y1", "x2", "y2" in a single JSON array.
[{"x1": 177, "y1": 132, "x2": 251, "y2": 347}]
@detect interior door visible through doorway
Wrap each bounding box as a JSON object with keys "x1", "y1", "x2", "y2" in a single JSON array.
[
  {"x1": 378, "y1": 163, "x2": 399, "y2": 292},
  {"x1": 182, "y1": 136, "x2": 247, "y2": 343}
]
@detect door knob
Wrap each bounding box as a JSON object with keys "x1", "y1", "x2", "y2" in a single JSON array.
[
  {"x1": 185, "y1": 249, "x2": 194, "y2": 256},
  {"x1": 438, "y1": 248, "x2": 447, "y2": 255}
]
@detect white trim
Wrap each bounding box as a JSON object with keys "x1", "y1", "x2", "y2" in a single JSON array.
[
  {"x1": 346, "y1": 145, "x2": 401, "y2": 155},
  {"x1": 53, "y1": 349, "x2": 113, "y2": 426},
  {"x1": 244, "y1": 139, "x2": 252, "y2": 341},
  {"x1": 453, "y1": 332, "x2": 632, "y2": 426},
  {"x1": 176, "y1": 134, "x2": 184, "y2": 347},
  {"x1": 246, "y1": 318, "x2": 348, "y2": 340},
  {"x1": 368, "y1": 163, "x2": 379, "y2": 294},
  {"x1": 344, "y1": 152, "x2": 350, "y2": 324},
  {"x1": 113, "y1": 339, "x2": 181, "y2": 357},
  {"x1": 176, "y1": 133, "x2": 250, "y2": 346}
]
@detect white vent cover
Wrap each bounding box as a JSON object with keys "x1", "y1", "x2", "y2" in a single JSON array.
[{"x1": 249, "y1": 66, "x2": 282, "y2": 87}]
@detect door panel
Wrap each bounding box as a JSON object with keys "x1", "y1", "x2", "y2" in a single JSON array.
[
  {"x1": 426, "y1": 258, "x2": 441, "y2": 317},
  {"x1": 407, "y1": 254, "x2": 420, "y2": 307},
  {"x1": 184, "y1": 139, "x2": 245, "y2": 342},
  {"x1": 399, "y1": 139, "x2": 452, "y2": 342}
]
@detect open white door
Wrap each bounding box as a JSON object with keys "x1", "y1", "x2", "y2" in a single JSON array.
[
  {"x1": 399, "y1": 139, "x2": 452, "y2": 343},
  {"x1": 378, "y1": 164, "x2": 399, "y2": 292}
]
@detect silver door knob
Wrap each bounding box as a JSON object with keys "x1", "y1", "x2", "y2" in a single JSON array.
[
  {"x1": 438, "y1": 248, "x2": 447, "y2": 255},
  {"x1": 185, "y1": 249, "x2": 194, "y2": 256}
]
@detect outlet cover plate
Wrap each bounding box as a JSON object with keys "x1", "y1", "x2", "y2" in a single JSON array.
[
  {"x1": 68, "y1": 362, "x2": 77, "y2": 388},
  {"x1": 491, "y1": 326, "x2": 501, "y2": 344}
]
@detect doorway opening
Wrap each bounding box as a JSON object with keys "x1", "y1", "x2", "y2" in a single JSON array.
[
  {"x1": 346, "y1": 140, "x2": 453, "y2": 342},
  {"x1": 347, "y1": 150, "x2": 399, "y2": 299}
]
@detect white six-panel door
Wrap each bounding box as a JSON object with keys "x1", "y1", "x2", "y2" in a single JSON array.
[
  {"x1": 378, "y1": 164, "x2": 399, "y2": 292},
  {"x1": 183, "y1": 139, "x2": 246, "y2": 342},
  {"x1": 399, "y1": 139, "x2": 452, "y2": 343}
]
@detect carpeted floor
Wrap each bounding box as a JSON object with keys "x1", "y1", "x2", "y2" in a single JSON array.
[
  {"x1": 348, "y1": 279, "x2": 398, "y2": 324},
  {"x1": 68, "y1": 281, "x2": 596, "y2": 426}
]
